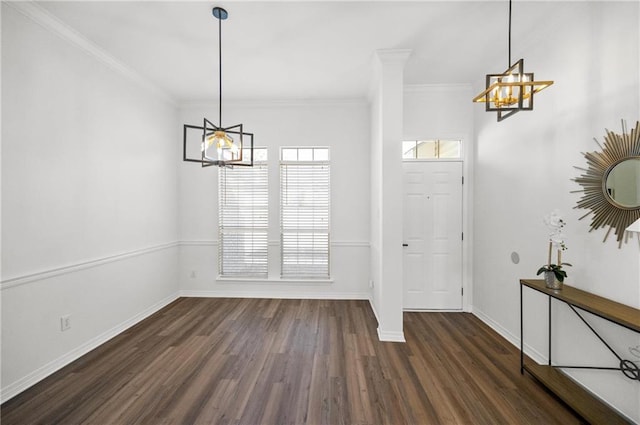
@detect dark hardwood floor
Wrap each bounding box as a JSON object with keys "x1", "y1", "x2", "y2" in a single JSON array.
[{"x1": 1, "y1": 298, "x2": 583, "y2": 424}]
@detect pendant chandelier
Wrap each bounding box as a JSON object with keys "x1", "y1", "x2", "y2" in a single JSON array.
[
  {"x1": 472, "y1": 0, "x2": 554, "y2": 121},
  {"x1": 183, "y1": 7, "x2": 254, "y2": 167}
]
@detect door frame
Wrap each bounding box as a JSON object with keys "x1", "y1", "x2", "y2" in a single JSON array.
[{"x1": 401, "y1": 137, "x2": 472, "y2": 313}]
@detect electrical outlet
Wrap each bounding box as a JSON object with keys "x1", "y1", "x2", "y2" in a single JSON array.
[
  {"x1": 190, "y1": 270, "x2": 196, "y2": 279},
  {"x1": 60, "y1": 315, "x2": 71, "y2": 332},
  {"x1": 369, "y1": 280, "x2": 374, "y2": 288}
]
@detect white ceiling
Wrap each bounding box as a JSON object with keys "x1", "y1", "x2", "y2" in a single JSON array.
[{"x1": 36, "y1": 1, "x2": 567, "y2": 103}]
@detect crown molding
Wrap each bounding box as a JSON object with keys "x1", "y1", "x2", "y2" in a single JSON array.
[
  {"x1": 404, "y1": 83, "x2": 472, "y2": 93},
  {"x1": 179, "y1": 97, "x2": 368, "y2": 110},
  {"x1": 5, "y1": 1, "x2": 175, "y2": 105},
  {"x1": 374, "y1": 49, "x2": 413, "y2": 65}
]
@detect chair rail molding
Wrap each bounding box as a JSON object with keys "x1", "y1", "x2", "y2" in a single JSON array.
[{"x1": 1, "y1": 242, "x2": 180, "y2": 290}]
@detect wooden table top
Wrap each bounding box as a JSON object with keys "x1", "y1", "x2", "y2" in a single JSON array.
[{"x1": 520, "y1": 279, "x2": 640, "y2": 333}]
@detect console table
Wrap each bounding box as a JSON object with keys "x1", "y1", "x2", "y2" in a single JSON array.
[{"x1": 520, "y1": 279, "x2": 639, "y2": 425}]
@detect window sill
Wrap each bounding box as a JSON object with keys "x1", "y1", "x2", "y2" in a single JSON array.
[{"x1": 216, "y1": 276, "x2": 334, "y2": 285}]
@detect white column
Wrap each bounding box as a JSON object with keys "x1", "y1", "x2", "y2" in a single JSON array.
[{"x1": 370, "y1": 49, "x2": 411, "y2": 342}]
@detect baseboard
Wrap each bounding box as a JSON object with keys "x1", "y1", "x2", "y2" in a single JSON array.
[
  {"x1": 367, "y1": 297, "x2": 406, "y2": 342},
  {"x1": 472, "y1": 307, "x2": 546, "y2": 364},
  {"x1": 377, "y1": 328, "x2": 406, "y2": 343},
  {"x1": 0, "y1": 292, "x2": 180, "y2": 403},
  {"x1": 403, "y1": 308, "x2": 463, "y2": 312},
  {"x1": 368, "y1": 296, "x2": 381, "y2": 324},
  {"x1": 179, "y1": 290, "x2": 370, "y2": 300}
]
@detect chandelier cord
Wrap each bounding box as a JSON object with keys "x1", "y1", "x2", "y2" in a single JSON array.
[
  {"x1": 218, "y1": 12, "x2": 223, "y2": 128},
  {"x1": 508, "y1": 0, "x2": 512, "y2": 67}
]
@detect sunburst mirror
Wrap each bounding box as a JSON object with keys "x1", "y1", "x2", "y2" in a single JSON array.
[{"x1": 573, "y1": 120, "x2": 640, "y2": 247}]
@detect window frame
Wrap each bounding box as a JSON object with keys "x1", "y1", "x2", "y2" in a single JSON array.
[
  {"x1": 279, "y1": 147, "x2": 331, "y2": 279},
  {"x1": 217, "y1": 147, "x2": 269, "y2": 278}
]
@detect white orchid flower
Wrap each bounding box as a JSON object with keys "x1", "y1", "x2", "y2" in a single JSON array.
[
  {"x1": 543, "y1": 210, "x2": 565, "y2": 230},
  {"x1": 549, "y1": 231, "x2": 567, "y2": 250}
]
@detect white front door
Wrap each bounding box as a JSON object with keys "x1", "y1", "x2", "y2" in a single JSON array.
[{"x1": 402, "y1": 161, "x2": 463, "y2": 310}]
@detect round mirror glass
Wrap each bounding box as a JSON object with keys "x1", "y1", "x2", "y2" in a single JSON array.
[{"x1": 605, "y1": 157, "x2": 640, "y2": 208}]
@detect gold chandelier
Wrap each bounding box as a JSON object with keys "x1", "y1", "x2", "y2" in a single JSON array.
[{"x1": 473, "y1": 0, "x2": 553, "y2": 121}]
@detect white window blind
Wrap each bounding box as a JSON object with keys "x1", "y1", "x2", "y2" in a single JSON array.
[
  {"x1": 218, "y1": 150, "x2": 268, "y2": 277},
  {"x1": 280, "y1": 148, "x2": 330, "y2": 278}
]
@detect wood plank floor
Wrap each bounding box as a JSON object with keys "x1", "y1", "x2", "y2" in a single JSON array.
[{"x1": 1, "y1": 298, "x2": 584, "y2": 425}]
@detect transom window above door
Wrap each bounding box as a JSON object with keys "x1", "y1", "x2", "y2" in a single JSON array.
[{"x1": 402, "y1": 140, "x2": 461, "y2": 159}]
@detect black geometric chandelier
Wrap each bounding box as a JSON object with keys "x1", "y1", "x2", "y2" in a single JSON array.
[
  {"x1": 183, "y1": 7, "x2": 254, "y2": 167},
  {"x1": 472, "y1": 0, "x2": 554, "y2": 121}
]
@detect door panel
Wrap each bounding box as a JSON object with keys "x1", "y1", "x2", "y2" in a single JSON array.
[{"x1": 403, "y1": 161, "x2": 463, "y2": 310}]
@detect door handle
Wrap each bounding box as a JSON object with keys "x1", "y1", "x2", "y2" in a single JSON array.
[{"x1": 402, "y1": 243, "x2": 408, "y2": 247}]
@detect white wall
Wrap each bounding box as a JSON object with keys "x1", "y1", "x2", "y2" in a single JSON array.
[
  {"x1": 178, "y1": 100, "x2": 371, "y2": 299},
  {"x1": 404, "y1": 84, "x2": 473, "y2": 141},
  {"x1": 472, "y1": 2, "x2": 640, "y2": 422},
  {"x1": 1, "y1": 4, "x2": 180, "y2": 401}
]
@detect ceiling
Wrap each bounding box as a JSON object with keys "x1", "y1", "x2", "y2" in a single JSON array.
[{"x1": 35, "y1": 1, "x2": 566, "y2": 103}]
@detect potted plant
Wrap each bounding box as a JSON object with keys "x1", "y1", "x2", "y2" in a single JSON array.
[{"x1": 536, "y1": 210, "x2": 572, "y2": 290}]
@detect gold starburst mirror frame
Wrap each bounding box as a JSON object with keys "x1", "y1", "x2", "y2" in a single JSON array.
[{"x1": 573, "y1": 120, "x2": 640, "y2": 247}]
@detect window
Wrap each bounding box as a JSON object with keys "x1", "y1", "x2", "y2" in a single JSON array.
[
  {"x1": 402, "y1": 140, "x2": 461, "y2": 159},
  {"x1": 280, "y1": 147, "x2": 330, "y2": 278},
  {"x1": 218, "y1": 148, "x2": 268, "y2": 277}
]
